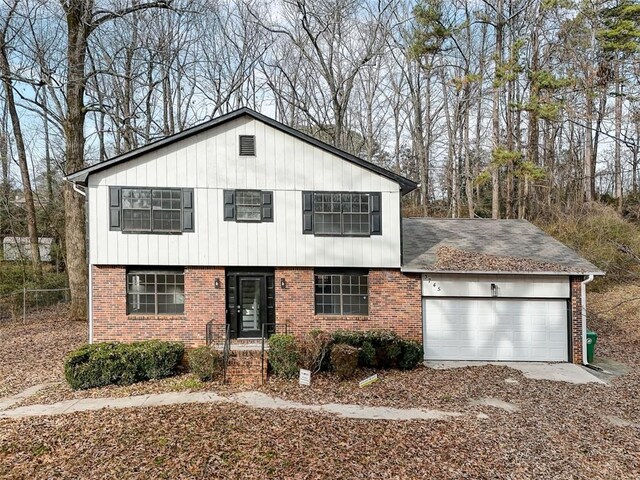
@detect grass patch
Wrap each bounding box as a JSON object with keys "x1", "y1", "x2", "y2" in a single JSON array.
[{"x1": 538, "y1": 203, "x2": 640, "y2": 290}]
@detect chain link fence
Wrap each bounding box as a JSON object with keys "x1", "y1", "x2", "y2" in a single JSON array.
[{"x1": 0, "y1": 287, "x2": 70, "y2": 323}]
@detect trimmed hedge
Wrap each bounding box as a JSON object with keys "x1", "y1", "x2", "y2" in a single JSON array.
[
  {"x1": 268, "y1": 334, "x2": 299, "y2": 378},
  {"x1": 188, "y1": 346, "x2": 223, "y2": 381},
  {"x1": 331, "y1": 330, "x2": 423, "y2": 370},
  {"x1": 64, "y1": 341, "x2": 184, "y2": 390}
]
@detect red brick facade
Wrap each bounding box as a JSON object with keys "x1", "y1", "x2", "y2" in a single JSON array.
[
  {"x1": 92, "y1": 266, "x2": 225, "y2": 347},
  {"x1": 92, "y1": 266, "x2": 422, "y2": 345},
  {"x1": 570, "y1": 276, "x2": 585, "y2": 364},
  {"x1": 275, "y1": 268, "x2": 422, "y2": 341},
  {"x1": 92, "y1": 266, "x2": 583, "y2": 364}
]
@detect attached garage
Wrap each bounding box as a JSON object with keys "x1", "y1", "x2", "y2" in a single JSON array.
[{"x1": 423, "y1": 274, "x2": 570, "y2": 362}]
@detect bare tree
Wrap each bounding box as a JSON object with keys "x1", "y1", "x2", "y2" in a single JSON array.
[{"x1": 0, "y1": 0, "x2": 42, "y2": 274}]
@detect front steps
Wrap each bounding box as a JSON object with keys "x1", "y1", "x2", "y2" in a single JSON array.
[{"x1": 224, "y1": 350, "x2": 267, "y2": 386}]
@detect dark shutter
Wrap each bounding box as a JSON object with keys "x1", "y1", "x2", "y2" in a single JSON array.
[
  {"x1": 182, "y1": 189, "x2": 194, "y2": 232},
  {"x1": 261, "y1": 191, "x2": 273, "y2": 222},
  {"x1": 370, "y1": 192, "x2": 381, "y2": 235},
  {"x1": 302, "y1": 191, "x2": 313, "y2": 234},
  {"x1": 223, "y1": 190, "x2": 235, "y2": 221},
  {"x1": 239, "y1": 135, "x2": 256, "y2": 156},
  {"x1": 109, "y1": 187, "x2": 121, "y2": 231}
]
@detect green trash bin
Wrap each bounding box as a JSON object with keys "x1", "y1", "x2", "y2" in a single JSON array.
[{"x1": 586, "y1": 331, "x2": 597, "y2": 363}]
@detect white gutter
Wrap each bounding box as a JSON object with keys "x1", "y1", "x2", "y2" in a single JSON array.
[
  {"x1": 581, "y1": 274, "x2": 595, "y2": 365},
  {"x1": 72, "y1": 182, "x2": 86, "y2": 197},
  {"x1": 64, "y1": 177, "x2": 87, "y2": 197}
]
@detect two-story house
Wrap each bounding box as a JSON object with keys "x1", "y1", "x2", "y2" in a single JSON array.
[{"x1": 67, "y1": 108, "x2": 602, "y2": 365}]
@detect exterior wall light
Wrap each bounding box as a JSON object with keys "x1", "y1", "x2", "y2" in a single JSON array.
[
  {"x1": 280, "y1": 278, "x2": 286, "y2": 289},
  {"x1": 214, "y1": 278, "x2": 221, "y2": 289}
]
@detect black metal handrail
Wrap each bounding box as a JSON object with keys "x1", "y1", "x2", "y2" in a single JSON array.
[
  {"x1": 222, "y1": 323, "x2": 231, "y2": 384},
  {"x1": 260, "y1": 322, "x2": 288, "y2": 384},
  {"x1": 205, "y1": 320, "x2": 214, "y2": 346}
]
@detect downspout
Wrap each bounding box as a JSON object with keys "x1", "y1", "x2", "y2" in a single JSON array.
[{"x1": 581, "y1": 275, "x2": 594, "y2": 365}]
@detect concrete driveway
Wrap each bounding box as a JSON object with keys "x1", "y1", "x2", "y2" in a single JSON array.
[{"x1": 424, "y1": 361, "x2": 606, "y2": 384}]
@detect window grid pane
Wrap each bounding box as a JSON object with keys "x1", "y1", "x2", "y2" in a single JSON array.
[
  {"x1": 313, "y1": 193, "x2": 370, "y2": 236},
  {"x1": 314, "y1": 272, "x2": 368, "y2": 315},
  {"x1": 127, "y1": 270, "x2": 184, "y2": 315},
  {"x1": 122, "y1": 188, "x2": 182, "y2": 233},
  {"x1": 236, "y1": 190, "x2": 262, "y2": 221}
]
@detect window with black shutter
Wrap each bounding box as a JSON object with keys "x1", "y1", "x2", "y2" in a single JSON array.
[
  {"x1": 109, "y1": 187, "x2": 194, "y2": 233},
  {"x1": 302, "y1": 191, "x2": 381, "y2": 237},
  {"x1": 223, "y1": 189, "x2": 273, "y2": 222}
]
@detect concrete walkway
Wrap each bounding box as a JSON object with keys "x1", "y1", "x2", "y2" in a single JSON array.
[
  {"x1": 425, "y1": 361, "x2": 607, "y2": 385},
  {"x1": 0, "y1": 383, "x2": 57, "y2": 411},
  {"x1": 0, "y1": 390, "x2": 464, "y2": 422}
]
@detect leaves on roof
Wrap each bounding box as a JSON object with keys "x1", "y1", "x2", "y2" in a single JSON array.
[{"x1": 434, "y1": 246, "x2": 576, "y2": 273}]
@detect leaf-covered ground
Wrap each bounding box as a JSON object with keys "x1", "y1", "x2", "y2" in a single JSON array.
[
  {"x1": 0, "y1": 286, "x2": 639, "y2": 479},
  {"x1": 0, "y1": 305, "x2": 86, "y2": 398}
]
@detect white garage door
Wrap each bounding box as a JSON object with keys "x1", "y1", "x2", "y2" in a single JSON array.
[{"x1": 424, "y1": 298, "x2": 568, "y2": 362}]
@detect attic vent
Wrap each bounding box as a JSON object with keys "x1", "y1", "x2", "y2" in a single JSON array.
[{"x1": 239, "y1": 135, "x2": 256, "y2": 156}]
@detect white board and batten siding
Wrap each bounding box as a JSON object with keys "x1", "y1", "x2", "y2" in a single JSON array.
[
  {"x1": 88, "y1": 116, "x2": 402, "y2": 267},
  {"x1": 422, "y1": 274, "x2": 570, "y2": 362}
]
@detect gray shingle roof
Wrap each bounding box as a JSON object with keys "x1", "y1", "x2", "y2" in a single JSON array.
[{"x1": 402, "y1": 218, "x2": 604, "y2": 275}]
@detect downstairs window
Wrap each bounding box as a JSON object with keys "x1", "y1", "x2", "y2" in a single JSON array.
[
  {"x1": 127, "y1": 269, "x2": 185, "y2": 315},
  {"x1": 314, "y1": 270, "x2": 369, "y2": 315}
]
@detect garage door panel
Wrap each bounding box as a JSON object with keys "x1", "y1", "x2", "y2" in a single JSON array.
[{"x1": 424, "y1": 298, "x2": 568, "y2": 362}]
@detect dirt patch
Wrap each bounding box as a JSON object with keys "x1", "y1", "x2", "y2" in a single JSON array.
[{"x1": 0, "y1": 305, "x2": 86, "y2": 398}]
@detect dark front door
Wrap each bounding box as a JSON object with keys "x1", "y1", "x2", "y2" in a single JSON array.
[
  {"x1": 226, "y1": 269, "x2": 275, "y2": 339},
  {"x1": 238, "y1": 277, "x2": 263, "y2": 338}
]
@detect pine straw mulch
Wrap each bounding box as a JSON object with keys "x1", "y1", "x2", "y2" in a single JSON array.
[
  {"x1": 435, "y1": 245, "x2": 574, "y2": 272},
  {"x1": 0, "y1": 305, "x2": 86, "y2": 398}
]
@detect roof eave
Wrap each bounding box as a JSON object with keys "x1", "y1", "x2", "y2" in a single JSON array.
[{"x1": 400, "y1": 267, "x2": 606, "y2": 276}]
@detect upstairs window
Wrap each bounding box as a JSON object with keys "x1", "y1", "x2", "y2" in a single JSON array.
[
  {"x1": 127, "y1": 269, "x2": 184, "y2": 315},
  {"x1": 223, "y1": 190, "x2": 273, "y2": 222},
  {"x1": 239, "y1": 135, "x2": 256, "y2": 156},
  {"x1": 314, "y1": 270, "x2": 369, "y2": 315},
  {"x1": 109, "y1": 187, "x2": 194, "y2": 233},
  {"x1": 302, "y1": 191, "x2": 381, "y2": 236}
]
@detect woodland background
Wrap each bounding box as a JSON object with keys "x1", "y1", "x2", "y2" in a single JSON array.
[{"x1": 1, "y1": 0, "x2": 639, "y2": 318}]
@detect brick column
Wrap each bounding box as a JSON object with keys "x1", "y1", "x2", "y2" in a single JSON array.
[{"x1": 570, "y1": 276, "x2": 584, "y2": 364}]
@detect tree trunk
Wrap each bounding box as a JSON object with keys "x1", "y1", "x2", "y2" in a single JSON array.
[
  {"x1": 491, "y1": 1, "x2": 503, "y2": 219},
  {"x1": 584, "y1": 91, "x2": 594, "y2": 202},
  {"x1": 61, "y1": 1, "x2": 91, "y2": 320},
  {"x1": 614, "y1": 65, "x2": 623, "y2": 212},
  {"x1": 0, "y1": 16, "x2": 42, "y2": 275}
]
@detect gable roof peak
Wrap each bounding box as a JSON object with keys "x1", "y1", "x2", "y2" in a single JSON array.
[{"x1": 66, "y1": 107, "x2": 417, "y2": 194}]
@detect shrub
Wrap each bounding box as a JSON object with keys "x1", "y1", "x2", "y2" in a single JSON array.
[
  {"x1": 359, "y1": 341, "x2": 376, "y2": 367},
  {"x1": 64, "y1": 341, "x2": 184, "y2": 390},
  {"x1": 331, "y1": 330, "x2": 422, "y2": 371},
  {"x1": 330, "y1": 344, "x2": 359, "y2": 379},
  {"x1": 297, "y1": 330, "x2": 332, "y2": 373},
  {"x1": 399, "y1": 341, "x2": 423, "y2": 370},
  {"x1": 137, "y1": 340, "x2": 185, "y2": 379},
  {"x1": 268, "y1": 334, "x2": 299, "y2": 378},
  {"x1": 187, "y1": 347, "x2": 222, "y2": 381}
]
